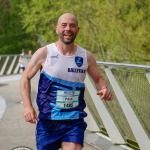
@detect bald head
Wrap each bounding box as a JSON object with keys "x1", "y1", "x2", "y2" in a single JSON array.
[
  {"x1": 57, "y1": 13, "x2": 78, "y2": 26},
  {"x1": 56, "y1": 13, "x2": 79, "y2": 45}
]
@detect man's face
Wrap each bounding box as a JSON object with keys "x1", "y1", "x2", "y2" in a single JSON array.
[{"x1": 56, "y1": 15, "x2": 79, "y2": 45}]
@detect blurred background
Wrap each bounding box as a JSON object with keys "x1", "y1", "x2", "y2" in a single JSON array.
[{"x1": 0, "y1": 0, "x2": 150, "y2": 65}]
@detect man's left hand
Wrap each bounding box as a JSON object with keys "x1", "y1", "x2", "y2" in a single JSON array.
[{"x1": 97, "y1": 88, "x2": 113, "y2": 101}]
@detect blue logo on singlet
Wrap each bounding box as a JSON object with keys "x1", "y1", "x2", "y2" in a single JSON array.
[
  {"x1": 75, "y1": 56, "x2": 83, "y2": 67},
  {"x1": 50, "y1": 54, "x2": 58, "y2": 59}
]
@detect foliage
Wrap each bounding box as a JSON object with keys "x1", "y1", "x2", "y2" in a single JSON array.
[
  {"x1": 0, "y1": 0, "x2": 39, "y2": 54},
  {"x1": 0, "y1": 0, "x2": 150, "y2": 64}
]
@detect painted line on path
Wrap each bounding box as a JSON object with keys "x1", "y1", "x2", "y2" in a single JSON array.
[
  {"x1": 0, "y1": 74, "x2": 21, "y2": 83},
  {"x1": 0, "y1": 96, "x2": 6, "y2": 120}
]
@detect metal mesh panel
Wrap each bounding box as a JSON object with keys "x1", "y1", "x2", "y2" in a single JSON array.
[{"x1": 111, "y1": 68, "x2": 150, "y2": 139}]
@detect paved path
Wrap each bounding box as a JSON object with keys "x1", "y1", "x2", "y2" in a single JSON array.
[{"x1": 0, "y1": 76, "x2": 99, "y2": 150}]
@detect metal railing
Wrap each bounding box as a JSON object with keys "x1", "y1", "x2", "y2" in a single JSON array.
[
  {"x1": 0, "y1": 54, "x2": 20, "y2": 76},
  {"x1": 85, "y1": 61, "x2": 150, "y2": 150},
  {"x1": 1, "y1": 55, "x2": 150, "y2": 150}
]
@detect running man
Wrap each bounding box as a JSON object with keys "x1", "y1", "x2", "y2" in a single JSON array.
[{"x1": 20, "y1": 13, "x2": 113, "y2": 150}]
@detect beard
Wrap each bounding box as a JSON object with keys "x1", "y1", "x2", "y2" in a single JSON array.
[{"x1": 59, "y1": 31, "x2": 77, "y2": 45}]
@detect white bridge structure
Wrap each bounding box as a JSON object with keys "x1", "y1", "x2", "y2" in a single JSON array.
[{"x1": 0, "y1": 54, "x2": 150, "y2": 150}]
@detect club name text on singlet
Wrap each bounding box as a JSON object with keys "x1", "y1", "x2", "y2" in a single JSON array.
[{"x1": 68, "y1": 68, "x2": 86, "y2": 73}]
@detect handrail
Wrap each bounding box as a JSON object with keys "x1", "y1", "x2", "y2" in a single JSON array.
[{"x1": 97, "y1": 61, "x2": 150, "y2": 70}]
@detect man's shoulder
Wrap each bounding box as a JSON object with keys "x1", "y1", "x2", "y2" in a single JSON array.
[
  {"x1": 77, "y1": 45, "x2": 91, "y2": 53},
  {"x1": 37, "y1": 46, "x2": 47, "y2": 53},
  {"x1": 76, "y1": 45, "x2": 93, "y2": 58},
  {"x1": 77, "y1": 45, "x2": 86, "y2": 51},
  {"x1": 46, "y1": 43, "x2": 55, "y2": 49},
  {"x1": 35, "y1": 45, "x2": 48, "y2": 58}
]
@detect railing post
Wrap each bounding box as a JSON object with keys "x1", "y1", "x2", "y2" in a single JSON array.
[
  {"x1": 146, "y1": 71, "x2": 150, "y2": 84},
  {"x1": 0, "y1": 56, "x2": 10, "y2": 75},
  {"x1": 13, "y1": 63, "x2": 19, "y2": 74},
  {"x1": 7, "y1": 56, "x2": 17, "y2": 75},
  {"x1": 84, "y1": 106, "x2": 100, "y2": 132}
]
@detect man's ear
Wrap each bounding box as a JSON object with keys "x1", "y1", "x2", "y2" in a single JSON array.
[
  {"x1": 56, "y1": 26, "x2": 58, "y2": 34},
  {"x1": 77, "y1": 27, "x2": 80, "y2": 33}
]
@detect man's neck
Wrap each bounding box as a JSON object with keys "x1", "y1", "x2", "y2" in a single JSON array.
[{"x1": 55, "y1": 41, "x2": 77, "y2": 56}]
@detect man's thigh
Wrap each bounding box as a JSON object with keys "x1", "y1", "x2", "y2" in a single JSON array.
[{"x1": 61, "y1": 142, "x2": 82, "y2": 150}]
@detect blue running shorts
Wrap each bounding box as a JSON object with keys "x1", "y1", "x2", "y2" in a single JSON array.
[{"x1": 36, "y1": 119, "x2": 87, "y2": 150}]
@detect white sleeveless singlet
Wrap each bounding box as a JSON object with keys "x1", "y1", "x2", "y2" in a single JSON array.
[{"x1": 36, "y1": 43, "x2": 88, "y2": 120}]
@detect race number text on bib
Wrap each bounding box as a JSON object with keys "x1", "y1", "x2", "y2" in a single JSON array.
[{"x1": 56, "y1": 90, "x2": 80, "y2": 109}]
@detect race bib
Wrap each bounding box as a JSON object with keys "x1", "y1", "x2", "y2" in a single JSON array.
[{"x1": 56, "y1": 90, "x2": 80, "y2": 109}]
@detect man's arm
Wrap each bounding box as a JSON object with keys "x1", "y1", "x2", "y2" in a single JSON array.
[
  {"x1": 20, "y1": 46, "x2": 47, "y2": 124},
  {"x1": 87, "y1": 51, "x2": 112, "y2": 101}
]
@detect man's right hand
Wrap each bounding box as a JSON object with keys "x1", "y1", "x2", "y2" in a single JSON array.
[{"x1": 24, "y1": 106, "x2": 38, "y2": 124}]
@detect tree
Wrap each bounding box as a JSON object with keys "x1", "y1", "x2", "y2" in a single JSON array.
[
  {"x1": 0, "y1": 0, "x2": 39, "y2": 54},
  {"x1": 18, "y1": 0, "x2": 150, "y2": 64}
]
